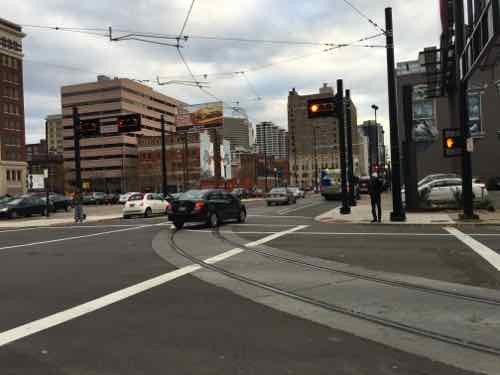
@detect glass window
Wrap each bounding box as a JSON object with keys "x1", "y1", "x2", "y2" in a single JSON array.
[
  {"x1": 16, "y1": 171, "x2": 21, "y2": 181},
  {"x1": 6, "y1": 170, "x2": 11, "y2": 181}
]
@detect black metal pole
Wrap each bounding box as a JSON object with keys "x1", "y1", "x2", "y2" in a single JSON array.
[
  {"x1": 45, "y1": 121, "x2": 50, "y2": 217},
  {"x1": 402, "y1": 85, "x2": 418, "y2": 210},
  {"x1": 264, "y1": 152, "x2": 268, "y2": 192},
  {"x1": 183, "y1": 133, "x2": 189, "y2": 191},
  {"x1": 454, "y1": 0, "x2": 475, "y2": 220},
  {"x1": 313, "y1": 125, "x2": 319, "y2": 192},
  {"x1": 385, "y1": 7, "x2": 406, "y2": 221},
  {"x1": 337, "y1": 79, "x2": 350, "y2": 215},
  {"x1": 160, "y1": 115, "x2": 168, "y2": 197},
  {"x1": 73, "y1": 107, "x2": 83, "y2": 222},
  {"x1": 345, "y1": 89, "x2": 356, "y2": 206}
]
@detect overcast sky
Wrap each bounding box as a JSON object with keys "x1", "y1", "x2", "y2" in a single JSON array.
[{"x1": 3, "y1": 0, "x2": 441, "y2": 144}]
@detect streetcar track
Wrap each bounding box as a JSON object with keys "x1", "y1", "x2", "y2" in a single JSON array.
[
  {"x1": 169, "y1": 229, "x2": 500, "y2": 356},
  {"x1": 212, "y1": 228, "x2": 500, "y2": 307}
]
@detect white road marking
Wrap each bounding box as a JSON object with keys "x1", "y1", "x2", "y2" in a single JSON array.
[
  {"x1": 278, "y1": 201, "x2": 324, "y2": 215},
  {"x1": 230, "y1": 223, "x2": 297, "y2": 227},
  {"x1": 248, "y1": 215, "x2": 312, "y2": 219},
  {"x1": 0, "y1": 223, "x2": 170, "y2": 252},
  {"x1": 445, "y1": 227, "x2": 500, "y2": 271},
  {"x1": 0, "y1": 225, "x2": 306, "y2": 347}
]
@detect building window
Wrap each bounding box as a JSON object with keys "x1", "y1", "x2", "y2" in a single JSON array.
[
  {"x1": 16, "y1": 170, "x2": 21, "y2": 181},
  {"x1": 6, "y1": 170, "x2": 11, "y2": 181}
]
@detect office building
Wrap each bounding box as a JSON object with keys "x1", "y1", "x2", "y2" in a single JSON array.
[
  {"x1": 396, "y1": 48, "x2": 500, "y2": 182},
  {"x1": 0, "y1": 18, "x2": 26, "y2": 195},
  {"x1": 358, "y1": 120, "x2": 386, "y2": 170},
  {"x1": 26, "y1": 140, "x2": 65, "y2": 193},
  {"x1": 46, "y1": 114, "x2": 64, "y2": 155},
  {"x1": 255, "y1": 122, "x2": 288, "y2": 160},
  {"x1": 221, "y1": 116, "x2": 251, "y2": 156},
  {"x1": 288, "y1": 83, "x2": 358, "y2": 188},
  {"x1": 61, "y1": 76, "x2": 184, "y2": 193}
]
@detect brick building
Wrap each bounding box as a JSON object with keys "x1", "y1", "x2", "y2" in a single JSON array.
[{"x1": 0, "y1": 18, "x2": 26, "y2": 195}]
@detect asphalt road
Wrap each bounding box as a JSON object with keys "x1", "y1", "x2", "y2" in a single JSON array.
[{"x1": 1, "y1": 195, "x2": 499, "y2": 374}]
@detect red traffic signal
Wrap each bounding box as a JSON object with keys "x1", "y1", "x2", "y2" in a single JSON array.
[{"x1": 307, "y1": 97, "x2": 336, "y2": 118}]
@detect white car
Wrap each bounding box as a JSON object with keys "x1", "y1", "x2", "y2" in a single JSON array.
[
  {"x1": 404, "y1": 178, "x2": 488, "y2": 204},
  {"x1": 123, "y1": 193, "x2": 170, "y2": 218},
  {"x1": 288, "y1": 187, "x2": 305, "y2": 199},
  {"x1": 119, "y1": 192, "x2": 140, "y2": 205}
]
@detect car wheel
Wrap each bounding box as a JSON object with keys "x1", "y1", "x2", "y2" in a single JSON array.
[
  {"x1": 123, "y1": 215, "x2": 130, "y2": 219},
  {"x1": 237, "y1": 209, "x2": 246, "y2": 223},
  {"x1": 9, "y1": 211, "x2": 17, "y2": 219},
  {"x1": 174, "y1": 220, "x2": 184, "y2": 229},
  {"x1": 40, "y1": 208, "x2": 46, "y2": 216},
  {"x1": 144, "y1": 207, "x2": 152, "y2": 218},
  {"x1": 208, "y1": 212, "x2": 220, "y2": 228}
]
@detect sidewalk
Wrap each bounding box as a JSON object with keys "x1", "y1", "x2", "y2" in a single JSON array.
[
  {"x1": 0, "y1": 205, "x2": 123, "y2": 228},
  {"x1": 316, "y1": 193, "x2": 500, "y2": 225}
]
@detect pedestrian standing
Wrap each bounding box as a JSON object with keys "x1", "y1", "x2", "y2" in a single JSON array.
[{"x1": 369, "y1": 173, "x2": 383, "y2": 223}]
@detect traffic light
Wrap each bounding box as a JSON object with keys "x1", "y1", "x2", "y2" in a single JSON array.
[
  {"x1": 117, "y1": 113, "x2": 141, "y2": 133},
  {"x1": 307, "y1": 97, "x2": 336, "y2": 119},
  {"x1": 442, "y1": 128, "x2": 462, "y2": 158}
]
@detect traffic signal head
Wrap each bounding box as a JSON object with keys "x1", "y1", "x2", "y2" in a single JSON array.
[
  {"x1": 307, "y1": 97, "x2": 336, "y2": 119},
  {"x1": 442, "y1": 128, "x2": 462, "y2": 158},
  {"x1": 445, "y1": 137, "x2": 455, "y2": 149}
]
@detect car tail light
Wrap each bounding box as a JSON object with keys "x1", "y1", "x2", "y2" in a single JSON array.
[{"x1": 194, "y1": 201, "x2": 205, "y2": 211}]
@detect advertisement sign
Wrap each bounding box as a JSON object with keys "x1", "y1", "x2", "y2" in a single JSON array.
[
  {"x1": 176, "y1": 102, "x2": 223, "y2": 132},
  {"x1": 467, "y1": 93, "x2": 482, "y2": 137},
  {"x1": 412, "y1": 84, "x2": 438, "y2": 146},
  {"x1": 28, "y1": 174, "x2": 45, "y2": 190}
]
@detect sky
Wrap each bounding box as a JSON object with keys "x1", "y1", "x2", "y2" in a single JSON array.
[{"x1": 2, "y1": 0, "x2": 442, "y2": 144}]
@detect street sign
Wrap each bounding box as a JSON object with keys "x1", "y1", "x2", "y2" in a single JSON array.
[
  {"x1": 307, "y1": 97, "x2": 336, "y2": 119},
  {"x1": 442, "y1": 128, "x2": 462, "y2": 157}
]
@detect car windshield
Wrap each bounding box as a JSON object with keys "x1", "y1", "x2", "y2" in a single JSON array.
[
  {"x1": 128, "y1": 194, "x2": 144, "y2": 201},
  {"x1": 179, "y1": 190, "x2": 208, "y2": 200}
]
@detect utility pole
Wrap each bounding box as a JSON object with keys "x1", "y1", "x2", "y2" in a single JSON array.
[
  {"x1": 160, "y1": 115, "x2": 168, "y2": 197},
  {"x1": 337, "y1": 79, "x2": 350, "y2": 215},
  {"x1": 385, "y1": 7, "x2": 406, "y2": 222},
  {"x1": 183, "y1": 132, "x2": 189, "y2": 191},
  {"x1": 73, "y1": 107, "x2": 84, "y2": 222},
  {"x1": 45, "y1": 120, "x2": 50, "y2": 217},
  {"x1": 454, "y1": 0, "x2": 475, "y2": 220},
  {"x1": 313, "y1": 125, "x2": 319, "y2": 192},
  {"x1": 345, "y1": 89, "x2": 356, "y2": 206}
]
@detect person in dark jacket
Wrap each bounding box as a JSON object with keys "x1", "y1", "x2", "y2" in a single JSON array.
[{"x1": 369, "y1": 173, "x2": 383, "y2": 223}]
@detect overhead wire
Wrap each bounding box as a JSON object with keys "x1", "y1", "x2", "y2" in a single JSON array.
[
  {"x1": 178, "y1": 0, "x2": 196, "y2": 38},
  {"x1": 341, "y1": 0, "x2": 386, "y2": 34}
]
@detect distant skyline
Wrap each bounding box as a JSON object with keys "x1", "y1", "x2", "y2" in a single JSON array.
[{"x1": 3, "y1": 0, "x2": 441, "y2": 144}]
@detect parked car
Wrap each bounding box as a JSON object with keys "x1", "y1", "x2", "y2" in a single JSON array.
[
  {"x1": 232, "y1": 188, "x2": 249, "y2": 200},
  {"x1": 168, "y1": 189, "x2": 246, "y2": 229},
  {"x1": 487, "y1": 177, "x2": 500, "y2": 191},
  {"x1": 104, "y1": 193, "x2": 120, "y2": 205},
  {"x1": 82, "y1": 192, "x2": 106, "y2": 205},
  {"x1": 418, "y1": 173, "x2": 459, "y2": 187},
  {"x1": 123, "y1": 193, "x2": 170, "y2": 219},
  {"x1": 43, "y1": 194, "x2": 73, "y2": 212},
  {"x1": 0, "y1": 196, "x2": 47, "y2": 219},
  {"x1": 0, "y1": 195, "x2": 13, "y2": 205},
  {"x1": 288, "y1": 187, "x2": 305, "y2": 199},
  {"x1": 404, "y1": 177, "x2": 488, "y2": 204},
  {"x1": 266, "y1": 187, "x2": 297, "y2": 206},
  {"x1": 119, "y1": 192, "x2": 141, "y2": 204}
]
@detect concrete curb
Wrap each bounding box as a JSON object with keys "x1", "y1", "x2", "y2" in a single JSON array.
[{"x1": 0, "y1": 214, "x2": 123, "y2": 229}]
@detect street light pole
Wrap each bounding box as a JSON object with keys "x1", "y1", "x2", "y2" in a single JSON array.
[
  {"x1": 160, "y1": 115, "x2": 168, "y2": 197},
  {"x1": 313, "y1": 124, "x2": 319, "y2": 192},
  {"x1": 385, "y1": 7, "x2": 406, "y2": 221},
  {"x1": 337, "y1": 79, "x2": 350, "y2": 215},
  {"x1": 346, "y1": 89, "x2": 356, "y2": 206}
]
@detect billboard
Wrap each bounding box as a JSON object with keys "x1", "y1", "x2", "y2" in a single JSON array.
[
  {"x1": 176, "y1": 102, "x2": 223, "y2": 132},
  {"x1": 412, "y1": 84, "x2": 438, "y2": 146}
]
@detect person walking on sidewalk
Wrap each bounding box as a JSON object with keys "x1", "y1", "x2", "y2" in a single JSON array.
[{"x1": 369, "y1": 173, "x2": 383, "y2": 223}]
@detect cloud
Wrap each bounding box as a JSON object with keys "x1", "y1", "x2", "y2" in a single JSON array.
[{"x1": 2, "y1": 0, "x2": 441, "y2": 148}]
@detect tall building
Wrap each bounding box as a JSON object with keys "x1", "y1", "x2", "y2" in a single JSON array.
[
  {"x1": 396, "y1": 47, "x2": 500, "y2": 182},
  {"x1": 221, "y1": 116, "x2": 251, "y2": 156},
  {"x1": 288, "y1": 83, "x2": 358, "y2": 188},
  {"x1": 46, "y1": 114, "x2": 64, "y2": 155},
  {"x1": 358, "y1": 120, "x2": 386, "y2": 170},
  {"x1": 61, "y1": 76, "x2": 184, "y2": 193},
  {"x1": 255, "y1": 122, "x2": 288, "y2": 160},
  {"x1": 0, "y1": 18, "x2": 26, "y2": 195}
]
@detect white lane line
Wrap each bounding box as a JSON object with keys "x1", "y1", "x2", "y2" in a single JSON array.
[
  {"x1": 445, "y1": 227, "x2": 500, "y2": 271},
  {"x1": 0, "y1": 225, "x2": 306, "y2": 347},
  {"x1": 278, "y1": 201, "x2": 323, "y2": 215},
  {"x1": 0, "y1": 223, "x2": 170, "y2": 252},
  {"x1": 248, "y1": 215, "x2": 312, "y2": 219},
  {"x1": 229, "y1": 223, "x2": 297, "y2": 227}
]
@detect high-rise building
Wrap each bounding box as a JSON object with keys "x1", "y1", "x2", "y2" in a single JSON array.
[
  {"x1": 61, "y1": 76, "x2": 184, "y2": 193},
  {"x1": 46, "y1": 114, "x2": 64, "y2": 155},
  {"x1": 0, "y1": 18, "x2": 26, "y2": 195},
  {"x1": 358, "y1": 120, "x2": 386, "y2": 170},
  {"x1": 221, "y1": 117, "x2": 251, "y2": 156},
  {"x1": 255, "y1": 122, "x2": 288, "y2": 160},
  {"x1": 288, "y1": 83, "x2": 358, "y2": 188}
]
